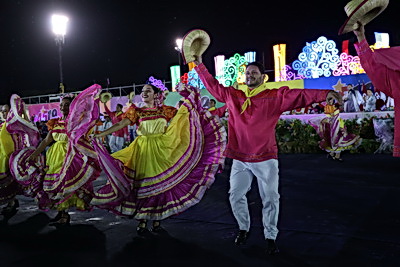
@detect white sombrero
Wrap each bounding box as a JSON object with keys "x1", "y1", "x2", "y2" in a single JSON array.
[
  {"x1": 181, "y1": 29, "x2": 210, "y2": 64},
  {"x1": 338, "y1": 0, "x2": 389, "y2": 35}
]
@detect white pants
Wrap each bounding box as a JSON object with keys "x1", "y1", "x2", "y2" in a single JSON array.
[
  {"x1": 229, "y1": 159, "x2": 280, "y2": 240},
  {"x1": 109, "y1": 136, "x2": 125, "y2": 153}
]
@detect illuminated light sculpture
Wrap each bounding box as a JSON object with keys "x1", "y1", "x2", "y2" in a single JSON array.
[
  {"x1": 188, "y1": 62, "x2": 196, "y2": 71},
  {"x1": 342, "y1": 40, "x2": 349, "y2": 55},
  {"x1": 371, "y1": 32, "x2": 390, "y2": 49},
  {"x1": 263, "y1": 75, "x2": 269, "y2": 83},
  {"x1": 289, "y1": 36, "x2": 340, "y2": 79},
  {"x1": 236, "y1": 64, "x2": 246, "y2": 85},
  {"x1": 273, "y1": 44, "x2": 286, "y2": 82},
  {"x1": 188, "y1": 69, "x2": 206, "y2": 89},
  {"x1": 219, "y1": 53, "x2": 247, "y2": 87},
  {"x1": 280, "y1": 65, "x2": 305, "y2": 81},
  {"x1": 244, "y1": 51, "x2": 256, "y2": 63},
  {"x1": 332, "y1": 53, "x2": 365, "y2": 76},
  {"x1": 214, "y1": 55, "x2": 225, "y2": 85},
  {"x1": 170, "y1": 65, "x2": 181, "y2": 91},
  {"x1": 180, "y1": 73, "x2": 188, "y2": 84}
]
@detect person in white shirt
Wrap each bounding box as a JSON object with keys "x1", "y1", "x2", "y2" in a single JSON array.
[
  {"x1": 100, "y1": 115, "x2": 113, "y2": 148},
  {"x1": 364, "y1": 88, "x2": 377, "y2": 112}
]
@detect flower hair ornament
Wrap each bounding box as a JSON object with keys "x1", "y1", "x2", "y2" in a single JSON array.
[{"x1": 146, "y1": 76, "x2": 168, "y2": 106}]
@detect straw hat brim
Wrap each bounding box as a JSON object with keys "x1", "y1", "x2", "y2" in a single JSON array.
[
  {"x1": 100, "y1": 92, "x2": 112, "y2": 103},
  {"x1": 181, "y1": 29, "x2": 210, "y2": 64},
  {"x1": 338, "y1": 0, "x2": 389, "y2": 35}
]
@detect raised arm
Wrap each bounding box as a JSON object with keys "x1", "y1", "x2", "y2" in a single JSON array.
[
  {"x1": 103, "y1": 102, "x2": 115, "y2": 120},
  {"x1": 94, "y1": 118, "x2": 131, "y2": 138},
  {"x1": 353, "y1": 22, "x2": 393, "y2": 97},
  {"x1": 353, "y1": 21, "x2": 366, "y2": 43},
  {"x1": 193, "y1": 55, "x2": 230, "y2": 103},
  {"x1": 278, "y1": 87, "x2": 336, "y2": 113},
  {"x1": 26, "y1": 131, "x2": 54, "y2": 161}
]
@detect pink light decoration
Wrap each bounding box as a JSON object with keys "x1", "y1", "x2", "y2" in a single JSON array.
[{"x1": 332, "y1": 53, "x2": 365, "y2": 76}]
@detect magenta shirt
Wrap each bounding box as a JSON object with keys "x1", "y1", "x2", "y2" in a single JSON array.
[
  {"x1": 355, "y1": 40, "x2": 400, "y2": 157},
  {"x1": 195, "y1": 63, "x2": 330, "y2": 162}
]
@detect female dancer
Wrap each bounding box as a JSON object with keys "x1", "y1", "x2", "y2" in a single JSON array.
[
  {"x1": 92, "y1": 82, "x2": 226, "y2": 234},
  {"x1": 0, "y1": 104, "x2": 20, "y2": 218},
  {"x1": 310, "y1": 98, "x2": 361, "y2": 161},
  {"x1": 1, "y1": 95, "x2": 41, "y2": 219},
  {"x1": 20, "y1": 85, "x2": 102, "y2": 225}
]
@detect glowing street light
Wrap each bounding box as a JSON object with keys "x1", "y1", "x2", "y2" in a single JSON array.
[
  {"x1": 174, "y1": 38, "x2": 183, "y2": 69},
  {"x1": 51, "y1": 14, "x2": 69, "y2": 93},
  {"x1": 175, "y1": 38, "x2": 183, "y2": 52}
]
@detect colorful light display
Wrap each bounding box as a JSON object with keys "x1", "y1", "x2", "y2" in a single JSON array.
[
  {"x1": 292, "y1": 36, "x2": 340, "y2": 79},
  {"x1": 188, "y1": 69, "x2": 206, "y2": 89},
  {"x1": 371, "y1": 32, "x2": 390, "y2": 49},
  {"x1": 180, "y1": 73, "x2": 188, "y2": 84},
  {"x1": 281, "y1": 36, "x2": 367, "y2": 80},
  {"x1": 147, "y1": 76, "x2": 168, "y2": 91},
  {"x1": 188, "y1": 62, "x2": 196, "y2": 71},
  {"x1": 280, "y1": 65, "x2": 305, "y2": 81},
  {"x1": 218, "y1": 53, "x2": 247, "y2": 87},
  {"x1": 244, "y1": 51, "x2": 256, "y2": 63},
  {"x1": 273, "y1": 44, "x2": 286, "y2": 82},
  {"x1": 214, "y1": 55, "x2": 225, "y2": 85},
  {"x1": 170, "y1": 65, "x2": 181, "y2": 91},
  {"x1": 332, "y1": 53, "x2": 365, "y2": 76}
]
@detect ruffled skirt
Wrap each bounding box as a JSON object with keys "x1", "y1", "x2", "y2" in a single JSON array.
[
  {"x1": 92, "y1": 89, "x2": 226, "y2": 220},
  {"x1": 310, "y1": 113, "x2": 361, "y2": 153},
  {"x1": 10, "y1": 140, "x2": 101, "y2": 211}
]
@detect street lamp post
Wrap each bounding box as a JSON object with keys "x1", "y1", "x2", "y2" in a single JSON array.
[
  {"x1": 51, "y1": 14, "x2": 69, "y2": 94},
  {"x1": 174, "y1": 38, "x2": 183, "y2": 72}
]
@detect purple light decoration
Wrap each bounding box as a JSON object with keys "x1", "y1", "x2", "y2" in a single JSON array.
[
  {"x1": 147, "y1": 76, "x2": 168, "y2": 91},
  {"x1": 280, "y1": 65, "x2": 305, "y2": 81}
]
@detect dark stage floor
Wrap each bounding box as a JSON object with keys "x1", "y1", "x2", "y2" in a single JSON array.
[{"x1": 1, "y1": 153, "x2": 399, "y2": 267}]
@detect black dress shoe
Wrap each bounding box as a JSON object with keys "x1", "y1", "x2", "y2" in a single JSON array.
[
  {"x1": 49, "y1": 212, "x2": 70, "y2": 226},
  {"x1": 266, "y1": 239, "x2": 279, "y2": 255},
  {"x1": 234, "y1": 230, "x2": 248, "y2": 245},
  {"x1": 1, "y1": 199, "x2": 19, "y2": 218},
  {"x1": 49, "y1": 211, "x2": 63, "y2": 222},
  {"x1": 150, "y1": 225, "x2": 165, "y2": 233},
  {"x1": 136, "y1": 226, "x2": 151, "y2": 236}
]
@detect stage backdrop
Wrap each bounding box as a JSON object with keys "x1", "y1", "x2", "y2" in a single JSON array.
[
  {"x1": 28, "y1": 102, "x2": 61, "y2": 122},
  {"x1": 164, "y1": 73, "x2": 372, "y2": 107}
]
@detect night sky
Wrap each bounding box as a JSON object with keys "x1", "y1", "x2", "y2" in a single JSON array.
[{"x1": 1, "y1": 0, "x2": 399, "y2": 103}]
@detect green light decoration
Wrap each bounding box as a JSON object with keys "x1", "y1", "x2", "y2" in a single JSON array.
[
  {"x1": 170, "y1": 65, "x2": 181, "y2": 91},
  {"x1": 216, "y1": 53, "x2": 247, "y2": 87}
]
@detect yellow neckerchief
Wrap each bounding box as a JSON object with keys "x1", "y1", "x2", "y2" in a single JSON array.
[{"x1": 237, "y1": 83, "x2": 270, "y2": 114}]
